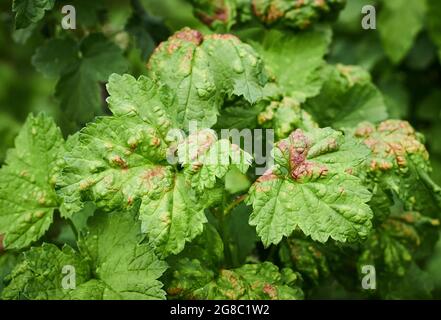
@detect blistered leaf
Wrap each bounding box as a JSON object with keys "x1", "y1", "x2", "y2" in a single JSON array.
[
  {"x1": 251, "y1": 0, "x2": 346, "y2": 29},
  {"x1": 2, "y1": 244, "x2": 91, "y2": 300},
  {"x1": 280, "y1": 237, "x2": 329, "y2": 286},
  {"x1": 139, "y1": 174, "x2": 209, "y2": 257},
  {"x1": 353, "y1": 120, "x2": 441, "y2": 215},
  {"x1": 0, "y1": 114, "x2": 64, "y2": 249},
  {"x1": 167, "y1": 260, "x2": 303, "y2": 299},
  {"x1": 248, "y1": 128, "x2": 373, "y2": 246},
  {"x1": 359, "y1": 211, "x2": 439, "y2": 278},
  {"x1": 148, "y1": 28, "x2": 267, "y2": 128},
  {"x1": 57, "y1": 115, "x2": 170, "y2": 216},
  {"x1": 258, "y1": 97, "x2": 319, "y2": 140},
  {"x1": 106, "y1": 74, "x2": 176, "y2": 138},
  {"x1": 188, "y1": 0, "x2": 346, "y2": 31},
  {"x1": 177, "y1": 129, "x2": 253, "y2": 192}
]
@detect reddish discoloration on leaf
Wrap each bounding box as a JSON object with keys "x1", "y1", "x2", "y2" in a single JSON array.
[
  {"x1": 167, "y1": 287, "x2": 184, "y2": 296},
  {"x1": 263, "y1": 283, "x2": 278, "y2": 299},
  {"x1": 278, "y1": 129, "x2": 329, "y2": 181},
  {"x1": 254, "y1": 170, "x2": 278, "y2": 192},
  {"x1": 111, "y1": 155, "x2": 128, "y2": 169},
  {"x1": 174, "y1": 28, "x2": 203, "y2": 46},
  {"x1": 205, "y1": 33, "x2": 239, "y2": 41},
  {"x1": 0, "y1": 234, "x2": 4, "y2": 252},
  {"x1": 142, "y1": 167, "x2": 166, "y2": 188},
  {"x1": 355, "y1": 120, "x2": 429, "y2": 172},
  {"x1": 196, "y1": 5, "x2": 229, "y2": 26}
]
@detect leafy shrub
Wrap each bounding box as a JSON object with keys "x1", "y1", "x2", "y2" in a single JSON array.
[{"x1": 1, "y1": 0, "x2": 441, "y2": 300}]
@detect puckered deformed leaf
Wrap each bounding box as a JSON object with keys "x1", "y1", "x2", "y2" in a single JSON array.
[
  {"x1": 250, "y1": 27, "x2": 331, "y2": 102},
  {"x1": 359, "y1": 211, "x2": 439, "y2": 279},
  {"x1": 353, "y1": 120, "x2": 441, "y2": 215},
  {"x1": 106, "y1": 73, "x2": 177, "y2": 139},
  {"x1": 57, "y1": 115, "x2": 170, "y2": 216},
  {"x1": 163, "y1": 224, "x2": 302, "y2": 299},
  {"x1": 167, "y1": 260, "x2": 303, "y2": 300},
  {"x1": 2, "y1": 211, "x2": 167, "y2": 300},
  {"x1": 58, "y1": 82, "x2": 250, "y2": 257},
  {"x1": 279, "y1": 237, "x2": 329, "y2": 286},
  {"x1": 57, "y1": 114, "x2": 212, "y2": 257},
  {"x1": 2, "y1": 244, "x2": 91, "y2": 300},
  {"x1": 0, "y1": 252, "x2": 20, "y2": 295},
  {"x1": 378, "y1": 0, "x2": 427, "y2": 64},
  {"x1": 177, "y1": 129, "x2": 253, "y2": 192},
  {"x1": 139, "y1": 173, "x2": 213, "y2": 257},
  {"x1": 258, "y1": 97, "x2": 319, "y2": 140},
  {"x1": 0, "y1": 114, "x2": 64, "y2": 249},
  {"x1": 303, "y1": 65, "x2": 388, "y2": 129},
  {"x1": 148, "y1": 28, "x2": 267, "y2": 128},
  {"x1": 12, "y1": 0, "x2": 55, "y2": 29},
  {"x1": 251, "y1": 0, "x2": 346, "y2": 29},
  {"x1": 247, "y1": 127, "x2": 373, "y2": 246},
  {"x1": 188, "y1": 0, "x2": 346, "y2": 31}
]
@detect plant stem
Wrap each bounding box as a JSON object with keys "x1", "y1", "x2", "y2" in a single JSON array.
[{"x1": 223, "y1": 194, "x2": 246, "y2": 216}]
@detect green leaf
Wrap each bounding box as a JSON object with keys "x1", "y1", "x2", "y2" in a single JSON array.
[
  {"x1": 279, "y1": 237, "x2": 329, "y2": 285},
  {"x1": 125, "y1": 7, "x2": 170, "y2": 61},
  {"x1": 353, "y1": 120, "x2": 441, "y2": 215},
  {"x1": 76, "y1": 211, "x2": 168, "y2": 299},
  {"x1": 2, "y1": 211, "x2": 168, "y2": 300},
  {"x1": 247, "y1": 128, "x2": 373, "y2": 246},
  {"x1": 188, "y1": 0, "x2": 346, "y2": 31},
  {"x1": 2, "y1": 244, "x2": 91, "y2": 300},
  {"x1": 0, "y1": 114, "x2": 64, "y2": 249},
  {"x1": 12, "y1": 0, "x2": 55, "y2": 29},
  {"x1": 57, "y1": 111, "x2": 242, "y2": 257},
  {"x1": 138, "y1": 173, "x2": 209, "y2": 257},
  {"x1": 177, "y1": 129, "x2": 253, "y2": 192},
  {"x1": 225, "y1": 203, "x2": 258, "y2": 266},
  {"x1": 427, "y1": 0, "x2": 441, "y2": 61},
  {"x1": 249, "y1": 27, "x2": 331, "y2": 102},
  {"x1": 359, "y1": 211, "x2": 439, "y2": 279},
  {"x1": 167, "y1": 260, "x2": 304, "y2": 300},
  {"x1": 250, "y1": 0, "x2": 346, "y2": 30},
  {"x1": 32, "y1": 38, "x2": 79, "y2": 77},
  {"x1": 258, "y1": 97, "x2": 319, "y2": 140},
  {"x1": 384, "y1": 263, "x2": 434, "y2": 299},
  {"x1": 303, "y1": 65, "x2": 388, "y2": 129},
  {"x1": 0, "y1": 252, "x2": 20, "y2": 295},
  {"x1": 55, "y1": 34, "x2": 128, "y2": 124},
  {"x1": 148, "y1": 28, "x2": 267, "y2": 128},
  {"x1": 225, "y1": 167, "x2": 251, "y2": 194},
  {"x1": 215, "y1": 103, "x2": 264, "y2": 130},
  {"x1": 106, "y1": 73, "x2": 176, "y2": 138},
  {"x1": 57, "y1": 115, "x2": 170, "y2": 217},
  {"x1": 378, "y1": 0, "x2": 427, "y2": 64}
]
